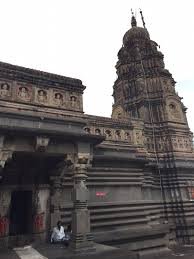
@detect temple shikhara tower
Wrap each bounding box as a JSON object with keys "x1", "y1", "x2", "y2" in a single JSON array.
[{"x1": 0, "y1": 11, "x2": 194, "y2": 258}]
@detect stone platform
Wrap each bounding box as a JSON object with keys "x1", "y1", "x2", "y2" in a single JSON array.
[
  {"x1": 38, "y1": 243, "x2": 137, "y2": 259},
  {"x1": 1, "y1": 243, "x2": 194, "y2": 259}
]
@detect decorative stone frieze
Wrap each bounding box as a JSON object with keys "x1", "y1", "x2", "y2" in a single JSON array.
[
  {"x1": 0, "y1": 79, "x2": 83, "y2": 112},
  {"x1": 145, "y1": 134, "x2": 193, "y2": 153},
  {"x1": 84, "y1": 125, "x2": 133, "y2": 144}
]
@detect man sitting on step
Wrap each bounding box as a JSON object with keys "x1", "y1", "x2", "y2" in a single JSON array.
[{"x1": 51, "y1": 221, "x2": 70, "y2": 245}]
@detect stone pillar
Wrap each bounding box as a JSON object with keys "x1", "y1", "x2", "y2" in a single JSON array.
[
  {"x1": 33, "y1": 188, "x2": 50, "y2": 242},
  {"x1": 50, "y1": 175, "x2": 62, "y2": 227},
  {"x1": 69, "y1": 143, "x2": 95, "y2": 253},
  {"x1": 0, "y1": 191, "x2": 11, "y2": 248}
]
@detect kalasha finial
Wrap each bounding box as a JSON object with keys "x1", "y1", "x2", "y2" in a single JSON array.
[
  {"x1": 131, "y1": 9, "x2": 137, "y2": 27},
  {"x1": 139, "y1": 9, "x2": 146, "y2": 28}
]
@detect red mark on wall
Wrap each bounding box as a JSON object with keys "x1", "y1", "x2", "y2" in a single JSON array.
[
  {"x1": 0, "y1": 217, "x2": 9, "y2": 237},
  {"x1": 96, "y1": 192, "x2": 106, "y2": 197},
  {"x1": 188, "y1": 187, "x2": 194, "y2": 199},
  {"x1": 34, "y1": 212, "x2": 44, "y2": 232},
  {"x1": 191, "y1": 188, "x2": 194, "y2": 199}
]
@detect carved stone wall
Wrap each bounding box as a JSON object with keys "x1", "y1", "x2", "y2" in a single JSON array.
[
  {"x1": 84, "y1": 125, "x2": 133, "y2": 143},
  {"x1": 145, "y1": 134, "x2": 193, "y2": 153},
  {"x1": 0, "y1": 80, "x2": 83, "y2": 112}
]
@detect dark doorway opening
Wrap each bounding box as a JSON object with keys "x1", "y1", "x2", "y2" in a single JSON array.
[{"x1": 9, "y1": 191, "x2": 32, "y2": 236}]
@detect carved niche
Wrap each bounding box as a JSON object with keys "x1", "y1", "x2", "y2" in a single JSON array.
[
  {"x1": 112, "y1": 105, "x2": 127, "y2": 120},
  {"x1": 0, "y1": 83, "x2": 11, "y2": 98},
  {"x1": 162, "y1": 78, "x2": 175, "y2": 93},
  {"x1": 134, "y1": 130, "x2": 143, "y2": 145},
  {"x1": 63, "y1": 91, "x2": 81, "y2": 110},
  {"x1": 84, "y1": 127, "x2": 91, "y2": 134},
  {"x1": 53, "y1": 92, "x2": 63, "y2": 106},
  {"x1": 85, "y1": 125, "x2": 134, "y2": 143},
  {"x1": 37, "y1": 89, "x2": 48, "y2": 104},
  {"x1": 167, "y1": 101, "x2": 182, "y2": 121},
  {"x1": 136, "y1": 78, "x2": 145, "y2": 95},
  {"x1": 95, "y1": 128, "x2": 101, "y2": 135},
  {"x1": 70, "y1": 94, "x2": 80, "y2": 110},
  {"x1": 17, "y1": 85, "x2": 32, "y2": 101},
  {"x1": 105, "y1": 129, "x2": 112, "y2": 139},
  {"x1": 115, "y1": 130, "x2": 121, "y2": 140}
]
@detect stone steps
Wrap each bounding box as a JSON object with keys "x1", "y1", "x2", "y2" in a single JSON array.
[{"x1": 59, "y1": 202, "x2": 161, "y2": 232}]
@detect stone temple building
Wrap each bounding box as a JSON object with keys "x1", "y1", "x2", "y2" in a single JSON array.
[{"x1": 0, "y1": 13, "x2": 194, "y2": 257}]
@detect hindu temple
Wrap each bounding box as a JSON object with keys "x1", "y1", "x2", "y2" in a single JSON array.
[{"x1": 0, "y1": 12, "x2": 194, "y2": 258}]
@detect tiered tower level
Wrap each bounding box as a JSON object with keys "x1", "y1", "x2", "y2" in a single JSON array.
[{"x1": 112, "y1": 15, "x2": 193, "y2": 162}]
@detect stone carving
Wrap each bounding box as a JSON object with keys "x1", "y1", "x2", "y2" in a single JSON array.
[
  {"x1": 0, "y1": 151, "x2": 12, "y2": 169},
  {"x1": 70, "y1": 95, "x2": 77, "y2": 108},
  {"x1": 35, "y1": 136, "x2": 50, "y2": 151},
  {"x1": 0, "y1": 83, "x2": 10, "y2": 98},
  {"x1": 168, "y1": 102, "x2": 181, "y2": 120},
  {"x1": 54, "y1": 92, "x2": 63, "y2": 106},
  {"x1": 136, "y1": 78, "x2": 145, "y2": 94},
  {"x1": 84, "y1": 126, "x2": 133, "y2": 143},
  {"x1": 84, "y1": 127, "x2": 91, "y2": 134},
  {"x1": 0, "y1": 80, "x2": 83, "y2": 112},
  {"x1": 112, "y1": 105, "x2": 127, "y2": 120},
  {"x1": 135, "y1": 131, "x2": 143, "y2": 145},
  {"x1": 37, "y1": 89, "x2": 47, "y2": 103},
  {"x1": 163, "y1": 78, "x2": 174, "y2": 93},
  {"x1": 122, "y1": 81, "x2": 129, "y2": 99},
  {"x1": 0, "y1": 136, "x2": 13, "y2": 170},
  {"x1": 105, "y1": 129, "x2": 112, "y2": 139},
  {"x1": 125, "y1": 132, "x2": 131, "y2": 141},
  {"x1": 145, "y1": 134, "x2": 193, "y2": 153},
  {"x1": 187, "y1": 181, "x2": 194, "y2": 200},
  {"x1": 95, "y1": 128, "x2": 101, "y2": 135},
  {"x1": 18, "y1": 86, "x2": 30, "y2": 101},
  {"x1": 115, "y1": 130, "x2": 121, "y2": 140}
]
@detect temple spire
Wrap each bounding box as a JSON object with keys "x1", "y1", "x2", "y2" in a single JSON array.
[
  {"x1": 131, "y1": 9, "x2": 137, "y2": 27},
  {"x1": 139, "y1": 9, "x2": 146, "y2": 28}
]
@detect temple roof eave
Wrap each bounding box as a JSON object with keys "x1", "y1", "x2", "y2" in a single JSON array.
[{"x1": 0, "y1": 61, "x2": 85, "y2": 92}]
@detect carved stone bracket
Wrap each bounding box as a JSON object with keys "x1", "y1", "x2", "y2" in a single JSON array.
[
  {"x1": 0, "y1": 136, "x2": 13, "y2": 181},
  {"x1": 0, "y1": 150, "x2": 13, "y2": 169},
  {"x1": 0, "y1": 136, "x2": 13, "y2": 171},
  {"x1": 35, "y1": 136, "x2": 50, "y2": 152}
]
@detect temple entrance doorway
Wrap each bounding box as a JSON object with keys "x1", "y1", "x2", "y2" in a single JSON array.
[
  {"x1": 9, "y1": 190, "x2": 32, "y2": 236},
  {"x1": 1, "y1": 152, "x2": 65, "y2": 247}
]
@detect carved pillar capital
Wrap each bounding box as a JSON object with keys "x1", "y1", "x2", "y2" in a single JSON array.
[
  {"x1": 0, "y1": 151, "x2": 12, "y2": 168},
  {"x1": 0, "y1": 135, "x2": 13, "y2": 170}
]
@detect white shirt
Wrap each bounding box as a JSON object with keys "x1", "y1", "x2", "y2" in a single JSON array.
[{"x1": 51, "y1": 226, "x2": 65, "y2": 242}]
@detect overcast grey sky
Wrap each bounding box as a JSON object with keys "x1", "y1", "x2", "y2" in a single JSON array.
[{"x1": 0, "y1": 0, "x2": 193, "y2": 132}]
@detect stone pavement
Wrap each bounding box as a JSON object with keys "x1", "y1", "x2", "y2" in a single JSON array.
[{"x1": 1, "y1": 243, "x2": 194, "y2": 259}]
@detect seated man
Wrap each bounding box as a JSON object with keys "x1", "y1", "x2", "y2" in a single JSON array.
[{"x1": 51, "y1": 221, "x2": 69, "y2": 244}]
